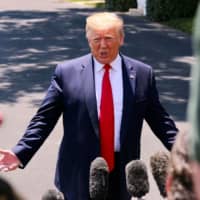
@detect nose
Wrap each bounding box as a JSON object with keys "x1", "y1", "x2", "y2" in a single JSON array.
[{"x1": 99, "y1": 38, "x2": 107, "y2": 47}]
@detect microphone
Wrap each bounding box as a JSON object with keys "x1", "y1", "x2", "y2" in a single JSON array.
[
  {"x1": 89, "y1": 157, "x2": 109, "y2": 200},
  {"x1": 41, "y1": 189, "x2": 64, "y2": 200},
  {"x1": 125, "y1": 160, "x2": 149, "y2": 199},
  {"x1": 150, "y1": 151, "x2": 170, "y2": 198}
]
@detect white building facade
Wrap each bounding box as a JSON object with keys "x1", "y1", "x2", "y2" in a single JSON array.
[{"x1": 137, "y1": 0, "x2": 147, "y2": 15}]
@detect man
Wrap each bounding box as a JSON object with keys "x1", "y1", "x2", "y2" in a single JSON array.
[
  {"x1": 0, "y1": 12, "x2": 178, "y2": 200},
  {"x1": 188, "y1": 3, "x2": 200, "y2": 200}
]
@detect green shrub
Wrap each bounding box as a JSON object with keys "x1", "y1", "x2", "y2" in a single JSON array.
[
  {"x1": 147, "y1": 0, "x2": 199, "y2": 21},
  {"x1": 106, "y1": 0, "x2": 137, "y2": 11}
]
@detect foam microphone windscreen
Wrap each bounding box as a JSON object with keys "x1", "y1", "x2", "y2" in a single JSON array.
[
  {"x1": 89, "y1": 157, "x2": 109, "y2": 200},
  {"x1": 150, "y1": 151, "x2": 170, "y2": 198},
  {"x1": 41, "y1": 189, "x2": 64, "y2": 200},
  {"x1": 125, "y1": 160, "x2": 149, "y2": 198}
]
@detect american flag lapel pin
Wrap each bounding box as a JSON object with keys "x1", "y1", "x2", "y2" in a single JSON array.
[{"x1": 129, "y1": 67, "x2": 136, "y2": 79}]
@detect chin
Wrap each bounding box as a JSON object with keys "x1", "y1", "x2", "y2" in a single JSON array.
[{"x1": 98, "y1": 58, "x2": 111, "y2": 64}]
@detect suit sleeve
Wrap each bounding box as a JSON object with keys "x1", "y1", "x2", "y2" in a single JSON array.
[
  {"x1": 12, "y1": 65, "x2": 64, "y2": 168},
  {"x1": 144, "y1": 70, "x2": 178, "y2": 150}
]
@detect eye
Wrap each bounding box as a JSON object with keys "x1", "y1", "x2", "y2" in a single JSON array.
[
  {"x1": 105, "y1": 37, "x2": 114, "y2": 42},
  {"x1": 93, "y1": 38, "x2": 101, "y2": 44}
]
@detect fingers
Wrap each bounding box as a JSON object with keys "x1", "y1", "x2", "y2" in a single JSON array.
[
  {"x1": 0, "y1": 149, "x2": 20, "y2": 172},
  {"x1": 0, "y1": 160, "x2": 19, "y2": 172},
  {"x1": 0, "y1": 163, "x2": 18, "y2": 172},
  {"x1": 0, "y1": 165, "x2": 10, "y2": 172}
]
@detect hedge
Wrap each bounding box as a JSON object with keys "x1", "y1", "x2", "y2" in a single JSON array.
[
  {"x1": 146, "y1": 0, "x2": 199, "y2": 21},
  {"x1": 105, "y1": 0, "x2": 137, "y2": 11}
]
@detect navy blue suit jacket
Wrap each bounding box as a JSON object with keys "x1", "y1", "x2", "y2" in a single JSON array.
[{"x1": 12, "y1": 53, "x2": 178, "y2": 200}]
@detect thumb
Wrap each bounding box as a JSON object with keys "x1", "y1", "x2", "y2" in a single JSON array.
[
  {"x1": 0, "y1": 148, "x2": 11, "y2": 155},
  {"x1": 0, "y1": 149, "x2": 18, "y2": 161},
  {"x1": 0, "y1": 148, "x2": 7, "y2": 155}
]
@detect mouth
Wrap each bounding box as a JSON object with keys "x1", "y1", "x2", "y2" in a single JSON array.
[{"x1": 99, "y1": 51, "x2": 108, "y2": 58}]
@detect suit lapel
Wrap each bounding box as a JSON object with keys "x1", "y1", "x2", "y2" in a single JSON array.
[
  {"x1": 81, "y1": 55, "x2": 99, "y2": 138},
  {"x1": 120, "y1": 56, "x2": 137, "y2": 145},
  {"x1": 122, "y1": 56, "x2": 137, "y2": 96}
]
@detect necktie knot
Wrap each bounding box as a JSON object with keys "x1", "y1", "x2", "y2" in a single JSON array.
[{"x1": 104, "y1": 64, "x2": 111, "y2": 71}]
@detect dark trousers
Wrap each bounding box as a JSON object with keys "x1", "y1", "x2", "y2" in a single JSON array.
[{"x1": 106, "y1": 153, "x2": 121, "y2": 200}]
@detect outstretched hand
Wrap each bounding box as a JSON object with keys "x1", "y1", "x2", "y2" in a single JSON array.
[{"x1": 0, "y1": 149, "x2": 20, "y2": 172}]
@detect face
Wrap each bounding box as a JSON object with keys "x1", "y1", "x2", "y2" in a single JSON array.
[{"x1": 87, "y1": 27, "x2": 124, "y2": 64}]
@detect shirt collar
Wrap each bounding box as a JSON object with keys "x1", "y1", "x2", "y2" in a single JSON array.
[{"x1": 94, "y1": 54, "x2": 121, "y2": 73}]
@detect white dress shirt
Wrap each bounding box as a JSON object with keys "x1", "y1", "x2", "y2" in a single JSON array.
[{"x1": 94, "y1": 54, "x2": 123, "y2": 152}]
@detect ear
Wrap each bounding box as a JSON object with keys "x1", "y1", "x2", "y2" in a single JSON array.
[{"x1": 120, "y1": 35, "x2": 124, "y2": 46}]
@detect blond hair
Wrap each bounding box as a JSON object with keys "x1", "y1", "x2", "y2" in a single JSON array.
[{"x1": 85, "y1": 12, "x2": 124, "y2": 38}]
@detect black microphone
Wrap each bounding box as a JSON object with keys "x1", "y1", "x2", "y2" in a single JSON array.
[
  {"x1": 89, "y1": 157, "x2": 109, "y2": 200},
  {"x1": 150, "y1": 151, "x2": 170, "y2": 198},
  {"x1": 41, "y1": 189, "x2": 64, "y2": 200},
  {"x1": 125, "y1": 160, "x2": 149, "y2": 199}
]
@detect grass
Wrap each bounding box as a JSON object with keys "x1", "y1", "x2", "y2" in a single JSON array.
[
  {"x1": 163, "y1": 17, "x2": 194, "y2": 34},
  {"x1": 65, "y1": 0, "x2": 105, "y2": 8}
]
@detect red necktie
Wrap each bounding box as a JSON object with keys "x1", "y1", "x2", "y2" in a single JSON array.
[{"x1": 99, "y1": 64, "x2": 114, "y2": 172}]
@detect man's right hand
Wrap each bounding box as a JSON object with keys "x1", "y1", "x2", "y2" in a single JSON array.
[{"x1": 0, "y1": 149, "x2": 21, "y2": 172}]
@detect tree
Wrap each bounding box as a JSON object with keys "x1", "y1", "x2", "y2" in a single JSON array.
[{"x1": 105, "y1": 0, "x2": 137, "y2": 11}]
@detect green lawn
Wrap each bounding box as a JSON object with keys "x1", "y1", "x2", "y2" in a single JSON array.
[
  {"x1": 65, "y1": 0, "x2": 105, "y2": 8},
  {"x1": 163, "y1": 17, "x2": 194, "y2": 34}
]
